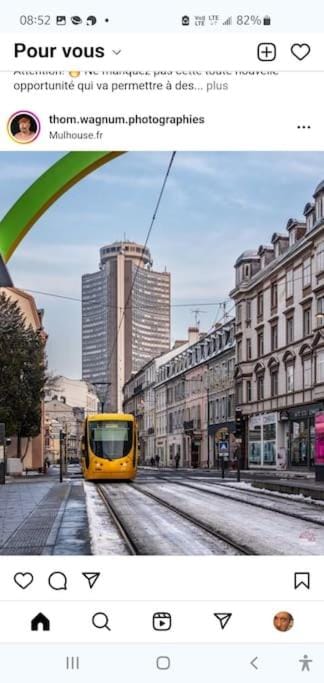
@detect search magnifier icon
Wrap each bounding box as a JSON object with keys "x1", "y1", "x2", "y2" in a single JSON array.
[{"x1": 92, "y1": 612, "x2": 111, "y2": 631}]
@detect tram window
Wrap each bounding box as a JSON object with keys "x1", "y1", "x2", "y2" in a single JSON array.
[{"x1": 89, "y1": 420, "x2": 133, "y2": 460}]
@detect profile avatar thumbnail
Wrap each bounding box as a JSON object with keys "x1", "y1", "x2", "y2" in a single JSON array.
[
  {"x1": 8, "y1": 111, "x2": 40, "y2": 144},
  {"x1": 273, "y1": 611, "x2": 294, "y2": 632}
]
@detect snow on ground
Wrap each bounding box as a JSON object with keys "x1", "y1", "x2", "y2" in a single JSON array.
[
  {"x1": 220, "y1": 481, "x2": 324, "y2": 506},
  {"x1": 137, "y1": 482, "x2": 324, "y2": 555},
  {"x1": 83, "y1": 482, "x2": 130, "y2": 555}
]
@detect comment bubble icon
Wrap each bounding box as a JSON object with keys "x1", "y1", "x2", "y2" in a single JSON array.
[{"x1": 48, "y1": 571, "x2": 68, "y2": 591}]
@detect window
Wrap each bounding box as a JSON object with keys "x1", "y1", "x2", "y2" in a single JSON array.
[
  {"x1": 317, "y1": 350, "x2": 324, "y2": 383},
  {"x1": 286, "y1": 316, "x2": 294, "y2": 344},
  {"x1": 236, "y1": 382, "x2": 243, "y2": 404},
  {"x1": 286, "y1": 365, "x2": 294, "y2": 393},
  {"x1": 246, "y1": 300, "x2": 252, "y2": 323},
  {"x1": 271, "y1": 323, "x2": 278, "y2": 351},
  {"x1": 246, "y1": 380, "x2": 252, "y2": 402},
  {"x1": 237, "y1": 340, "x2": 242, "y2": 362},
  {"x1": 303, "y1": 257, "x2": 311, "y2": 288},
  {"x1": 317, "y1": 242, "x2": 324, "y2": 273},
  {"x1": 271, "y1": 370, "x2": 278, "y2": 397},
  {"x1": 246, "y1": 338, "x2": 252, "y2": 360},
  {"x1": 242, "y1": 263, "x2": 251, "y2": 280},
  {"x1": 257, "y1": 292, "x2": 264, "y2": 318},
  {"x1": 286, "y1": 270, "x2": 293, "y2": 299},
  {"x1": 257, "y1": 331, "x2": 264, "y2": 357},
  {"x1": 271, "y1": 282, "x2": 278, "y2": 309},
  {"x1": 227, "y1": 395, "x2": 234, "y2": 418},
  {"x1": 316, "y1": 198, "x2": 323, "y2": 221},
  {"x1": 236, "y1": 303, "x2": 242, "y2": 323},
  {"x1": 317, "y1": 296, "x2": 324, "y2": 325},
  {"x1": 257, "y1": 375, "x2": 264, "y2": 400},
  {"x1": 303, "y1": 358, "x2": 312, "y2": 388},
  {"x1": 306, "y1": 213, "x2": 314, "y2": 232},
  {"x1": 303, "y1": 307, "x2": 311, "y2": 336}
]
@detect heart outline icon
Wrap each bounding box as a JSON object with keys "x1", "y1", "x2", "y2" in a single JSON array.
[
  {"x1": 14, "y1": 572, "x2": 34, "y2": 589},
  {"x1": 291, "y1": 43, "x2": 311, "y2": 61}
]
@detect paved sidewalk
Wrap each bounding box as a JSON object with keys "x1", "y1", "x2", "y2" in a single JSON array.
[
  {"x1": 252, "y1": 478, "x2": 324, "y2": 501},
  {"x1": 0, "y1": 478, "x2": 91, "y2": 555}
]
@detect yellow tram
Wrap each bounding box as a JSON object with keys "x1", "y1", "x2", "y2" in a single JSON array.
[{"x1": 81, "y1": 413, "x2": 138, "y2": 481}]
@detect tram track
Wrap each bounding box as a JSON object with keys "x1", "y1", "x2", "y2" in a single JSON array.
[
  {"x1": 96, "y1": 484, "x2": 139, "y2": 555},
  {"x1": 96, "y1": 482, "x2": 254, "y2": 555},
  {"x1": 129, "y1": 481, "x2": 254, "y2": 555},
  {"x1": 142, "y1": 475, "x2": 324, "y2": 528}
]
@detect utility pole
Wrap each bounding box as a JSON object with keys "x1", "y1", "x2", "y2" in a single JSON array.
[
  {"x1": 206, "y1": 370, "x2": 210, "y2": 469},
  {"x1": 0, "y1": 423, "x2": 8, "y2": 485},
  {"x1": 59, "y1": 429, "x2": 66, "y2": 483}
]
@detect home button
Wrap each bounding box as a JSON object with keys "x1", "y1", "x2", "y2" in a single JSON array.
[{"x1": 31, "y1": 612, "x2": 50, "y2": 632}]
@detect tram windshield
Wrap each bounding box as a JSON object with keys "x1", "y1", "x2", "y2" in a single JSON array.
[{"x1": 89, "y1": 421, "x2": 133, "y2": 460}]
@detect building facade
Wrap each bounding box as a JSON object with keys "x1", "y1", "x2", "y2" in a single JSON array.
[
  {"x1": 123, "y1": 321, "x2": 236, "y2": 468},
  {"x1": 123, "y1": 330, "x2": 199, "y2": 465},
  {"x1": 45, "y1": 376, "x2": 98, "y2": 415},
  {"x1": 82, "y1": 241, "x2": 170, "y2": 412},
  {"x1": 155, "y1": 320, "x2": 236, "y2": 468},
  {"x1": 231, "y1": 180, "x2": 324, "y2": 470},
  {"x1": 44, "y1": 400, "x2": 84, "y2": 463}
]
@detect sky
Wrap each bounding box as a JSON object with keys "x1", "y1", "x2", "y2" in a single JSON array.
[{"x1": 1, "y1": 151, "x2": 324, "y2": 378}]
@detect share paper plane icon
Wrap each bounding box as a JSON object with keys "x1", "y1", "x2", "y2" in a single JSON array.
[
  {"x1": 82, "y1": 572, "x2": 100, "y2": 589},
  {"x1": 214, "y1": 613, "x2": 232, "y2": 630}
]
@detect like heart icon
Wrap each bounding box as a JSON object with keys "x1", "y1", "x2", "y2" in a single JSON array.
[
  {"x1": 291, "y1": 43, "x2": 311, "y2": 60},
  {"x1": 14, "y1": 572, "x2": 34, "y2": 589}
]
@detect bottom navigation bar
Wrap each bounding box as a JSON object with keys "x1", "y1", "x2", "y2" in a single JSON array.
[{"x1": 1, "y1": 644, "x2": 323, "y2": 682}]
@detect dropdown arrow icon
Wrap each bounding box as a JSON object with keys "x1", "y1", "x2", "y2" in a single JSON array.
[{"x1": 112, "y1": 50, "x2": 121, "y2": 55}]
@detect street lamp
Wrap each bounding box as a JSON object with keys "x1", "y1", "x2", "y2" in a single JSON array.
[{"x1": 92, "y1": 382, "x2": 112, "y2": 413}]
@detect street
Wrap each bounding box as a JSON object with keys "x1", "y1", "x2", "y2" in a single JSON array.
[{"x1": 1, "y1": 466, "x2": 324, "y2": 556}]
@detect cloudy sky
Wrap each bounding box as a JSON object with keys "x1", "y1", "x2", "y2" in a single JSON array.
[{"x1": 1, "y1": 151, "x2": 324, "y2": 378}]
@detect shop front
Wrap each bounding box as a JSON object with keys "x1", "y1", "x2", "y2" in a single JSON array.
[
  {"x1": 283, "y1": 403, "x2": 324, "y2": 470},
  {"x1": 184, "y1": 420, "x2": 202, "y2": 467},
  {"x1": 208, "y1": 421, "x2": 235, "y2": 469},
  {"x1": 248, "y1": 413, "x2": 278, "y2": 468}
]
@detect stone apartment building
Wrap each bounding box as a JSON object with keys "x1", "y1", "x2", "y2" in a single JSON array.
[
  {"x1": 231, "y1": 179, "x2": 324, "y2": 470},
  {"x1": 123, "y1": 328, "x2": 200, "y2": 465},
  {"x1": 155, "y1": 320, "x2": 236, "y2": 468},
  {"x1": 123, "y1": 320, "x2": 236, "y2": 468}
]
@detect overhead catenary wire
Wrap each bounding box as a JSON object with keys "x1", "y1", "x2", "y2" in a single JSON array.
[
  {"x1": 21, "y1": 287, "x2": 232, "y2": 309},
  {"x1": 22, "y1": 264, "x2": 318, "y2": 307}
]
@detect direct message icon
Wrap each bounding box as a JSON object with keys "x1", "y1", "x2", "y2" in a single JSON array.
[
  {"x1": 214, "y1": 613, "x2": 232, "y2": 630},
  {"x1": 82, "y1": 572, "x2": 100, "y2": 589}
]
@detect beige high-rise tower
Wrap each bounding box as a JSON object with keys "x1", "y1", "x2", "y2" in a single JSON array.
[{"x1": 82, "y1": 241, "x2": 171, "y2": 411}]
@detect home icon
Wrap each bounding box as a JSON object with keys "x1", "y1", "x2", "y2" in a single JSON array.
[{"x1": 31, "y1": 612, "x2": 50, "y2": 632}]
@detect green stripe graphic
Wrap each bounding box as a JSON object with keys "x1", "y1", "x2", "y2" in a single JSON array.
[{"x1": 0, "y1": 151, "x2": 125, "y2": 261}]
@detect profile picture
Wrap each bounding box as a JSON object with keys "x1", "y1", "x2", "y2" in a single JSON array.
[
  {"x1": 273, "y1": 611, "x2": 294, "y2": 632},
  {"x1": 7, "y1": 111, "x2": 40, "y2": 144}
]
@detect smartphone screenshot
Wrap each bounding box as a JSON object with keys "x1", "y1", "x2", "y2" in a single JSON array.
[{"x1": 1, "y1": 0, "x2": 324, "y2": 680}]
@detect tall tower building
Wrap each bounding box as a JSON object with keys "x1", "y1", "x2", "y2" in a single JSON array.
[{"x1": 82, "y1": 241, "x2": 171, "y2": 412}]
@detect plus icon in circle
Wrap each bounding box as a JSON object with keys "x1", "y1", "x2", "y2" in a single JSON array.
[{"x1": 257, "y1": 43, "x2": 277, "y2": 61}]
